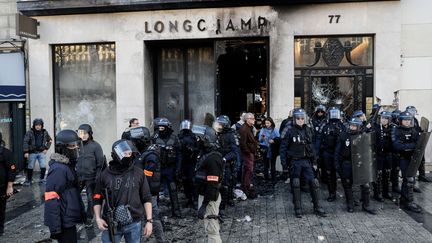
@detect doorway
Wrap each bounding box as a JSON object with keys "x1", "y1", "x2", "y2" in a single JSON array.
[
  {"x1": 216, "y1": 39, "x2": 269, "y2": 123},
  {"x1": 152, "y1": 38, "x2": 269, "y2": 131}
]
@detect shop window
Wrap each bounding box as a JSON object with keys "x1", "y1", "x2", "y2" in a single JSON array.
[
  {"x1": 53, "y1": 43, "x2": 116, "y2": 155},
  {"x1": 294, "y1": 36, "x2": 374, "y2": 116}
]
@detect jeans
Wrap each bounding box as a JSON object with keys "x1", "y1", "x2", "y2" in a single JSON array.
[
  {"x1": 102, "y1": 221, "x2": 142, "y2": 243},
  {"x1": 28, "y1": 152, "x2": 46, "y2": 169}
]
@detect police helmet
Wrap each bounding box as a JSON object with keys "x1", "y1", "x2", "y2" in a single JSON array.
[
  {"x1": 315, "y1": 105, "x2": 326, "y2": 113},
  {"x1": 352, "y1": 110, "x2": 365, "y2": 118},
  {"x1": 55, "y1": 129, "x2": 81, "y2": 158},
  {"x1": 180, "y1": 120, "x2": 192, "y2": 131},
  {"x1": 392, "y1": 109, "x2": 401, "y2": 120},
  {"x1": 380, "y1": 111, "x2": 392, "y2": 119},
  {"x1": 129, "y1": 126, "x2": 151, "y2": 142},
  {"x1": 111, "y1": 139, "x2": 138, "y2": 164},
  {"x1": 216, "y1": 115, "x2": 231, "y2": 128},
  {"x1": 348, "y1": 117, "x2": 362, "y2": 131},
  {"x1": 155, "y1": 117, "x2": 171, "y2": 128},
  {"x1": 328, "y1": 107, "x2": 341, "y2": 120},
  {"x1": 405, "y1": 106, "x2": 417, "y2": 116},
  {"x1": 77, "y1": 124, "x2": 93, "y2": 139},
  {"x1": 399, "y1": 111, "x2": 413, "y2": 120},
  {"x1": 33, "y1": 118, "x2": 44, "y2": 127},
  {"x1": 372, "y1": 104, "x2": 380, "y2": 110}
]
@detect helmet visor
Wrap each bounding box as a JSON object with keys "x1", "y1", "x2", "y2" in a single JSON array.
[
  {"x1": 328, "y1": 109, "x2": 341, "y2": 120},
  {"x1": 130, "y1": 127, "x2": 145, "y2": 139},
  {"x1": 113, "y1": 140, "x2": 134, "y2": 160}
]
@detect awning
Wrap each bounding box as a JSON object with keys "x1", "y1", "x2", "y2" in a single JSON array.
[{"x1": 0, "y1": 52, "x2": 26, "y2": 101}]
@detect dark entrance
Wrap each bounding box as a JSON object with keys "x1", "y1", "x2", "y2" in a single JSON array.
[
  {"x1": 294, "y1": 36, "x2": 374, "y2": 117},
  {"x1": 216, "y1": 39, "x2": 269, "y2": 123}
]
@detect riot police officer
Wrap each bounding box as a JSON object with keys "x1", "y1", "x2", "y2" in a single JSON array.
[
  {"x1": 406, "y1": 106, "x2": 432, "y2": 183},
  {"x1": 124, "y1": 126, "x2": 152, "y2": 153},
  {"x1": 134, "y1": 127, "x2": 166, "y2": 243},
  {"x1": 214, "y1": 115, "x2": 240, "y2": 212},
  {"x1": 321, "y1": 107, "x2": 345, "y2": 202},
  {"x1": 193, "y1": 125, "x2": 224, "y2": 243},
  {"x1": 152, "y1": 118, "x2": 182, "y2": 217},
  {"x1": 335, "y1": 118, "x2": 376, "y2": 214},
  {"x1": 279, "y1": 108, "x2": 327, "y2": 218},
  {"x1": 352, "y1": 110, "x2": 373, "y2": 132},
  {"x1": 178, "y1": 120, "x2": 199, "y2": 208},
  {"x1": 392, "y1": 111, "x2": 422, "y2": 213},
  {"x1": 390, "y1": 109, "x2": 401, "y2": 195},
  {"x1": 311, "y1": 105, "x2": 327, "y2": 182},
  {"x1": 373, "y1": 111, "x2": 395, "y2": 201}
]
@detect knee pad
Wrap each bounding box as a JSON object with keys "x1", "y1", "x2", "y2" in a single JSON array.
[
  {"x1": 169, "y1": 182, "x2": 177, "y2": 191},
  {"x1": 311, "y1": 178, "x2": 320, "y2": 188},
  {"x1": 406, "y1": 177, "x2": 415, "y2": 186},
  {"x1": 362, "y1": 183, "x2": 370, "y2": 190},
  {"x1": 292, "y1": 178, "x2": 300, "y2": 188}
]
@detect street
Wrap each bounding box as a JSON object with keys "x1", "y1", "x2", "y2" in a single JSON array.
[{"x1": 2, "y1": 172, "x2": 432, "y2": 243}]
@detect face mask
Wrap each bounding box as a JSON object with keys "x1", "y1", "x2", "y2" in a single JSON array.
[
  {"x1": 65, "y1": 148, "x2": 79, "y2": 161},
  {"x1": 120, "y1": 156, "x2": 133, "y2": 166}
]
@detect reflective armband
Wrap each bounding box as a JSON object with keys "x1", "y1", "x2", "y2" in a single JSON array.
[
  {"x1": 144, "y1": 170, "x2": 153, "y2": 177},
  {"x1": 44, "y1": 191, "x2": 60, "y2": 201},
  {"x1": 206, "y1": 175, "x2": 219, "y2": 182}
]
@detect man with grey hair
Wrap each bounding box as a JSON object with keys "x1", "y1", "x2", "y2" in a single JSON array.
[{"x1": 239, "y1": 113, "x2": 257, "y2": 199}]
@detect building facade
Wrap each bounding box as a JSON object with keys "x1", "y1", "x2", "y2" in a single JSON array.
[
  {"x1": 17, "y1": 0, "x2": 432, "y2": 161},
  {"x1": 1, "y1": 0, "x2": 26, "y2": 169}
]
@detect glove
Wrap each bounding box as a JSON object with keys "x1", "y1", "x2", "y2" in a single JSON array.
[
  {"x1": 197, "y1": 201, "x2": 209, "y2": 219},
  {"x1": 50, "y1": 230, "x2": 62, "y2": 240}
]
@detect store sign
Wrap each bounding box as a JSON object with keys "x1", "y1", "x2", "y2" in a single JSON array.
[
  {"x1": 0, "y1": 52, "x2": 26, "y2": 101},
  {"x1": 144, "y1": 16, "x2": 269, "y2": 35},
  {"x1": 16, "y1": 14, "x2": 39, "y2": 39}
]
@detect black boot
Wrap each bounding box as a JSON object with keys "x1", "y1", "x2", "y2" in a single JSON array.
[
  {"x1": 417, "y1": 160, "x2": 432, "y2": 182},
  {"x1": 361, "y1": 184, "x2": 377, "y2": 215},
  {"x1": 403, "y1": 177, "x2": 422, "y2": 213},
  {"x1": 391, "y1": 168, "x2": 400, "y2": 193},
  {"x1": 227, "y1": 186, "x2": 235, "y2": 206},
  {"x1": 310, "y1": 179, "x2": 327, "y2": 217},
  {"x1": 373, "y1": 171, "x2": 384, "y2": 202},
  {"x1": 24, "y1": 169, "x2": 33, "y2": 186},
  {"x1": 292, "y1": 178, "x2": 302, "y2": 218},
  {"x1": 168, "y1": 182, "x2": 182, "y2": 218},
  {"x1": 326, "y1": 170, "x2": 337, "y2": 202},
  {"x1": 344, "y1": 187, "x2": 354, "y2": 213},
  {"x1": 382, "y1": 169, "x2": 392, "y2": 200}
]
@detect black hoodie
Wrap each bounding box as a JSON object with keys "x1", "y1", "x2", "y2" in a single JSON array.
[{"x1": 93, "y1": 161, "x2": 152, "y2": 221}]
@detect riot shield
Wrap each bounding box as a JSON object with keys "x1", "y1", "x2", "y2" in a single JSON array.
[
  {"x1": 406, "y1": 131, "x2": 431, "y2": 177},
  {"x1": 351, "y1": 132, "x2": 377, "y2": 185},
  {"x1": 420, "y1": 117, "x2": 429, "y2": 132}
]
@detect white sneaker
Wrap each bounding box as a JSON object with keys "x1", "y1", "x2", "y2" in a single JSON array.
[{"x1": 285, "y1": 178, "x2": 290, "y2": 184}]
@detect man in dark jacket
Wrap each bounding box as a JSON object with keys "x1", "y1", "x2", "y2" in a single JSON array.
[
  {"x1": 76, "y1": 124, "x2": 104, "y2": 226},
  {"x1": 23, "y1": 118, "x2": 52, "y2": 186},
  {"x1": 93, "y1": 139, "x2": 153, "y2": 242},
  {"x1": 0, "y1": 132, "x2": 17, "y2": 236},
  {"x1": 44, "y1": 129, "x2": 86, "y2": 242},
  {"x1": 239, "y1": 113, "x2": 257, "y2": 199},
  {"x1": 194, "y1": 125, "x2": 224, "y2": 243}
]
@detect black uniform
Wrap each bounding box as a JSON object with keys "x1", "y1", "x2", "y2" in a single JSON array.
[
  {"x1": 320, "y1": 119, "x2": 345, "y2": 201},
  {"x1": 279, "y1": 123, "x2": 326, "y2": 218},
  {"x1": 373, "y1": 123, "x2": 395, "y2": 201},
  {"x1": 152, "y1": 129, "x2": 182, "y2": 217},
  {"x1": 392, "y1": 124, "x2": 421, "y2": 212},
  {"x1": 178, "y1": 129, "x2": 199, "y2": 206},
  {"x1": 217, "y1": 128, "x2": 240, "y2": 210},
  {"x1": 0, "y1": 145, "x2": 17, "y2": 234},
  {"x1": 335, "y1": 130, "x2": 376, "y2": 214}
]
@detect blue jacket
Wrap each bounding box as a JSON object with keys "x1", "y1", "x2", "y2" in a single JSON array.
[{"x1": 44, "y1": 153, "x2": 85, "y2": 234}]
